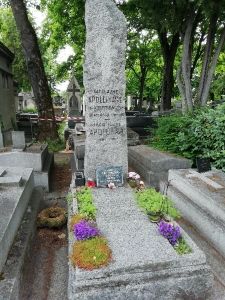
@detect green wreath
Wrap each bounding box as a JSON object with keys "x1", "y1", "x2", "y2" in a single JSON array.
[{"x1": 37, "y1": 207, "x2": 67, "y2": 228}]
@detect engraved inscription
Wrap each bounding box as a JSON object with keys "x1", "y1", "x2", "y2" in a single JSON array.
[{"x1": 86, "y1": 89, "x2": 125, "y2": 138}]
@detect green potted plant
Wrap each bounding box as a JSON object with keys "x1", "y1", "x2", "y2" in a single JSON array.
[{"x1": 136, "y1": 188, "x2": 180, "y2": 223}]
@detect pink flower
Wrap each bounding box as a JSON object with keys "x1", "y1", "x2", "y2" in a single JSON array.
[{"x1": 108, "y1": 182, "x2": 116, "y2": 189}]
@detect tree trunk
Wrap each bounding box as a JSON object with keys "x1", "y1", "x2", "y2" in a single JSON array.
[
  {"x1": 158, "y1": 31, "x2": 180, "y2": 111},
  {"x1": 181, "y1": 12, "x2": 195, "y2": 111},
  {"x1": 197, "y1": 8, "x2": 219, "y2": 105},
  {"x1": 176, "y1": 64, "x2": 187, "y2": 112},
  {"x1": 9, "y1": 0, "x2": 57, "y2": 140},
  {"x1": 200, "y1": 26, "x2": 225, "y2": 106},
  {"x1": 138, "y1": 66, "x2": 147, "y2": 110}
]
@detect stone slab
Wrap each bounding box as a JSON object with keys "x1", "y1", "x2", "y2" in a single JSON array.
[
  {"x1": 84, "y1": 0, "x2": 128, "y2": 180},
  {"x1": 0, "y1": 167, "x2": 6, "y2": 177},
  {"x1": 186, "y1": 170, "x2": 224, "y2": 189},
  {"x1": 127, "y1": 128, "x2": 140, "y2": 146},
  {"x1": 0, "y1": 167, "x2": 34, "y2": 273},
  {"x1": 12, "y1": 131, "x2": 26, "y2": 150},
  {"x1": 129, "y1": 145, "x2": 192, "y2": 171},
  {"x1": 75, "y1": 157, "x2": 84, "y2": 171},
  {"x1": 33, "y1": 152, "x2": 54, "y2": 192},
  {"x1": 168, "y1": 169, "x2": 225, "y2": 221},
  {"x1": 0, "y1": 176, "x2": 22, "y2": 186},
  {"x1": 0, "y1": 144, "x2": 48, "y2": 171},
  {"x1": 161, "y1": 168, "x2": 225, "y2": 259},
  {"x1": 68, "y1": 187, "x2": 213, "y2": 299},
  {"x1": 128, "y1": 145, "x2": 192, "y2": 189},
  {"x1": 0, "y1": 187, "x2": 43, "y2": 300}
]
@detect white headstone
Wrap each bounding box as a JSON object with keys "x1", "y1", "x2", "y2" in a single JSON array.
[
  {"x1": 127, "y1": 96, "x2": 132, "y2": 110},
  {"x1": 12, "y1": 131, "x2": 26, "y2": 150},
  {"x1": 0, "y1": 131, "x2": 3, "y2": 148},
  {"x1": 84, "y1": 0, "x2": 128, "y2": 180}
]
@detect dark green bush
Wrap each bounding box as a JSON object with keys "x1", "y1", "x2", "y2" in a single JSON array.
[
  {"x1": 150, "y1": 113, "x2": 192, "y2": 153},
  {"x1": 149, "y1": 104, "x2": 225, "y2": 171}
]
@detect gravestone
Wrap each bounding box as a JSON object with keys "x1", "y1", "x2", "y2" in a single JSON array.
[
  {"x1": 12, "y1": 131, "x2": 26, "y2": 150},
  {"x1": 67, "y1": 76, "x2": 82, "y2": 116},
  {"x1": 84, "y1": 0, "x2": 128, "y2": 180},
  {"x1": 0, "y1": 131, "x2": 3, "y2": 148}
]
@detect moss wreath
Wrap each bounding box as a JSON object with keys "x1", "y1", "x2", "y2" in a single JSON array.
[{"x1": 37, "y1": 207, "x2": 67, "y2": 228}]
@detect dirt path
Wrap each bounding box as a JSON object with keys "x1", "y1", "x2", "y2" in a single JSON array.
[{"x1": 20, "y1": 153, "x2": 72, "y2": 300}]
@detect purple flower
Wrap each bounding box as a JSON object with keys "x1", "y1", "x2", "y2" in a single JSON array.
[
  {"x1": 158, "y1": 220, "x2": 181, "y2": 246},
  {"x1": 74, "y1": 220, "x2": 100, "y2": 240}
]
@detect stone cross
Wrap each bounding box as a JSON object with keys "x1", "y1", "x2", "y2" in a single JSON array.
[
  {"x1": 84, "y1": 0, "x2": 128, "y2": 180},
  {"x1": 68, "y1": 84, "x2": 80, "y2": 108}
]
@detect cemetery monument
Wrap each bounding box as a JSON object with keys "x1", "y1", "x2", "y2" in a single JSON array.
[
  {"x1": 68, "y1": 0, "x2": 213, "y2": 299},
  {"x1": 84, "y1": 0, "x2": 128, "y2": 180}
]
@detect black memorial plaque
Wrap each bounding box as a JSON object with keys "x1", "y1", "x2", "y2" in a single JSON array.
[
  {"x1": 96, "y1": 166, "x2": 123, "y2": 187},
  {"x1": 196, "y1": 157, "x2": 211, "y2": 173}
]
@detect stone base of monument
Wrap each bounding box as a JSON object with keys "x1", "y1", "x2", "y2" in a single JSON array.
[
  {"x1": 72, "y1": 129, "x2": 140, "y2": 172},
  {"x1": 128, "y1": 145, "x2": 192, "y2": 189},
  {"x1": 0, "y1": 187, "x2": 43, "y2": 300},
  {"x1": 68, "y1": 186, "x2": 213, "y2": 300},
  {"x1": 160, "y1": 168, "x2": 225, "y2": 260},
  {"x1": 0, "y1": 144, "x2": 53, "y2": 191},
  {"x1": 0, "y1": 167, "x2": 34, "y2": 273}
]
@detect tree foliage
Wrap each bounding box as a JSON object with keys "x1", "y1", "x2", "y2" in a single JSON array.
[
  {"x1": 150, "y1": 104, "x2": 225, "y2": 171},
  {"x1": 0, "y1": 7, "x2": 30, "y2": 91}
]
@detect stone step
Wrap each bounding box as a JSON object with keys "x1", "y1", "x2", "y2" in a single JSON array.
[
  {"x1": 160, "y1": 175, "x2": 225, "y2": 260},
  {"x1": 68, "y1": 187, "x2": 213, "y2": 300},
  {"x1": 168, "y1": 169, "x2": 225, "y2": 223},
  {"x1": 0, "y1": 167, "x2": 34, "y2": 273}
]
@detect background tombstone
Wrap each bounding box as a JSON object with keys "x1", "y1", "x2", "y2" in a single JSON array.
[
  {"x1": 0, "y1": 131, "x2": 3, "y2": 148},
  {"x1": 84, "y1": 0, "x2": 128, "y2": 180},
  {"x1": 12, "y1": 131, "x2": 26, "y2": 150},
  {"x1": 67, "y1": 76, "x2": 82, "y2": 116}
]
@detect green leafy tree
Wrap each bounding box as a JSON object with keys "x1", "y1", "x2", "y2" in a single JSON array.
[
  {"x1": 126, "y1": 29, "x2": 162, "y2": 109},
  {"x1": 0, "y1": 7, "x2": 30, "y2": 91},
  {"x1": 122, "y1": 0, "x2": 189, "y2": 110},
  {"x1": 41, "y1": 0, "x2": 85, "y2": 86},
  {"x1": 9, "y1": 0, "x2": 57, "y2": 139},
  {"x1": 177, "y1": 0, "x2": 225, "y2": 111}
]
